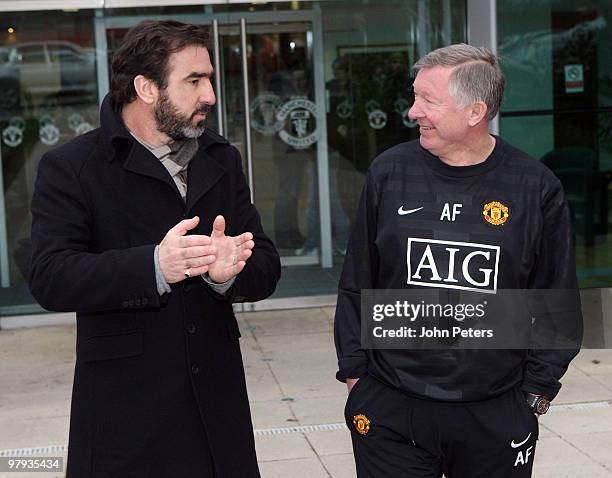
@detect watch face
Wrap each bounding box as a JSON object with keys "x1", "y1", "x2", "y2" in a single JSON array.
[{"x1": 536, "y1": 398, "x2": 550, "y2": 414}]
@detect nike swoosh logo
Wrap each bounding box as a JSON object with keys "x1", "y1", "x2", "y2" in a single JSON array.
[
  {"x1": 397, "y1": 206, "x2": 423, "y2": 216},
  {"x1": 511, "y1": 433, "x2": 532, "y2": 448}
]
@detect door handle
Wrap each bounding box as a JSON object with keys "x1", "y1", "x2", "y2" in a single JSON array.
[
  {"x1": 240, "y1": 17, "x2": 255, "y2": 203},
  {"x1": 212, "y1": 19, "x2": 224, "y2": 138}
]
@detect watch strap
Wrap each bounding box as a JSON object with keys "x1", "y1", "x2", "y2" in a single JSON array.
[{"x1": 525, "y1": 392, "x2": 540, "y2": 408}]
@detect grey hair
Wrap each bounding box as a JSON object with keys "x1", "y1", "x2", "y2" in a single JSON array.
[{"x1": 413, "y1": 43, "x2": 505, "y2": 121}]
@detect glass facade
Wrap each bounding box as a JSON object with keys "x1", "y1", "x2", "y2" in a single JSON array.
[
  {"x1": 0, "y1": 10, "x2": 98, "y2": 313},
  {"x1": 0, "y1": 1, "x2": 467, "y2": 314},
  {"x1": 498, "y1": 0, "x2": 612, "y2": 288},
  {"x1": 0, "y1": 0, "x2": 612, "y2": 314},
  {"x1": 6, "y1": 0, "x2": 610, "y2": 312}
]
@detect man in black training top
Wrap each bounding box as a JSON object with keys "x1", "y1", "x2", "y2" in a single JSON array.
[{"x1": 334, "y1": 43, "x2": 583, "y2": 477}]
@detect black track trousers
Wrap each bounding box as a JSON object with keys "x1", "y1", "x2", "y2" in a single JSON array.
[{"x1": 345, "y1": 375, "x2": 539, "y2": 478}]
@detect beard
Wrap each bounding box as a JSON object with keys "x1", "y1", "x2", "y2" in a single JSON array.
[{"x1": 154, "y1": 89, "x2": 210, "y2": 140}]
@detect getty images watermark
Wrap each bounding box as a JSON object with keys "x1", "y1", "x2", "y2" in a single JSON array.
[
  {"x1": 372, "y1": 298, "x2": 490, "y2": 338},
  {"x1": 361, "y1": 289, "x2": 583, "y2": 350}
]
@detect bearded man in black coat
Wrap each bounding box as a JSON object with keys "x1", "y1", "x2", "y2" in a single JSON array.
[{"x1": 29, "y1": 20, "x2": 280, "y2": 478}]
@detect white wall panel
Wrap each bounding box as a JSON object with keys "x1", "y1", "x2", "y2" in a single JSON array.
[
  {"x1": 0, "y1": 0, "x2": 311, "y2": 11},
  {"x1": 0, "y1": 0, "x2": 102, "y2": 12},
  {"x1": 103, "y1": 0, "x2": 222, "y2": 8}
]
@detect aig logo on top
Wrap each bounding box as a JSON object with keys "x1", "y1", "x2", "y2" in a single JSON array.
[{"x1": 407, "y1": 238, "x2": 500, "y2": 294}]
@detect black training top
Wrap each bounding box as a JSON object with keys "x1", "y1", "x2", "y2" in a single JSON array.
[{"x1": 334, "y1": 136, "x2": 583, "y2": 401}]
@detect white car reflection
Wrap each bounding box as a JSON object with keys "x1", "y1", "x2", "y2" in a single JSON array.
[{"x1": 0, "y1": 40, "x2": 96, "y2": 109}]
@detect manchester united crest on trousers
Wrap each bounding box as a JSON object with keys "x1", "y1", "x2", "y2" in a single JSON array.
[
  {"x1": 353, "y1": 414, "x2": 371, "y2": 435},
  {"x1": 483, "y1": 201, "x2": 510, "y2": 226}
]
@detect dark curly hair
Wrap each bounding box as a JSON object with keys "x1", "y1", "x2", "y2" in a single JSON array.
[{"x1": 110, "y1": 20, "x2": 211, "y2": 107}]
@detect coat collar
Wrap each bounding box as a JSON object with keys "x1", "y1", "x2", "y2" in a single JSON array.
[{"x1": 99, "y1": 94, "x2": 229, "y2": 210}]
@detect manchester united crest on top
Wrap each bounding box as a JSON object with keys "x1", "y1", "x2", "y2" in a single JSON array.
[{"x1": 483, "y1": 201, "x2": 509, "y2": 226}]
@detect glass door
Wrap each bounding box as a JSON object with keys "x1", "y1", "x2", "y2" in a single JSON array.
[{"x1": 218, "y1": 21, "x2": 326, "y2": 266}]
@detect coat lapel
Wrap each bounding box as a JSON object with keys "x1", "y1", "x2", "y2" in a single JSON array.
[
  {"x1": 123, "y1": 143, "x2": 180, "y2": 195},
  {"x1": 186, "y1": 149, "x2": 225, "y2": 213},
  {"x1": 121, "y1": 133, "x2": 227, "y2": 211}
]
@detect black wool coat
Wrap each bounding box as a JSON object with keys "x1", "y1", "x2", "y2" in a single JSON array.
[{"x1": 29, "y1": 96, "x2": 281, "y2": 478}]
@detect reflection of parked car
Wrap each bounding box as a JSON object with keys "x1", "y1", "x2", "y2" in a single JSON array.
[
  {"x1": 498, "y1": 16, "x2": 607, "y2": 110},
  {"x1": 0, "y1": 41, "x2": 96, "y2": 109}
]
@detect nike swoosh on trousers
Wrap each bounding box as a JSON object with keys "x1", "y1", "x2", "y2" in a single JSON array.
[{"x1": 511, "y1": 433, "x2": 532, "y2": 448}]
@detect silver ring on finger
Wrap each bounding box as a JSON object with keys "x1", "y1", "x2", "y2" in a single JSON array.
[{"x1": 184, "y1": 269, "x2": 191, "y2": 279}]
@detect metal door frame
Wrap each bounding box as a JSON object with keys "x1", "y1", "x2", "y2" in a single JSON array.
[
  {"x1": 94, "y1": 8, "x2": 333, "y2": 268},
  {"x1": 467, "y1": 0, "x2": 499, "y2": 134}
]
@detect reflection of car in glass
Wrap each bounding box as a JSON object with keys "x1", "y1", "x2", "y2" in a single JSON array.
[
  {"x1": 0, "y1": 41, "x2": 96, "y2": 109},
  {"x1": 498, "y1": 16, "x2": 608, "y2": 109}
]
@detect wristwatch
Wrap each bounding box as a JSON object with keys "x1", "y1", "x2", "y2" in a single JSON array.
[{"x1": 525, "y1": 392, "x2": 551, "y2": 415}]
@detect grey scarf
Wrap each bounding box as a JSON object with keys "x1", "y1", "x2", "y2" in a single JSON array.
[
  {"x1": 166, "y1": 138, "x2": 200, "y2": 198},
  {"x1": 130, "y1": 133, "x2": 200, "y2": 201}
]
